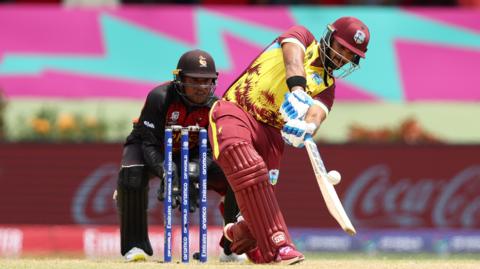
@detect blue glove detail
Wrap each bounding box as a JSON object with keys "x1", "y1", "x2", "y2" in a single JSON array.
[
  {"x1": 281, "y1": 119, "x2": 317, "y2": 148},
  {"x1": 279, "y1": 89, "x2": 314, "y2": 122}
]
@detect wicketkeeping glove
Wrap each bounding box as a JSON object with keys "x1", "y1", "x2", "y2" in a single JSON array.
[
  {"x1": 281, "y1": 119, "x2": 317, "y2": 148},
  {"x1": 157, "y1": 162, "x2": 181, "y2": 209},
  {"x1": 187, "y1": 161, "x2": 200, "y2": 213},
  {"x1": 188, "y1": 181, "x2": 200, "y2": 213},
  {"x1": 158, "y1": 161, "x2": 203, "y2": 212},
  {"x1": 279, "y1": 89, "x2": 314, "y2": 122}
]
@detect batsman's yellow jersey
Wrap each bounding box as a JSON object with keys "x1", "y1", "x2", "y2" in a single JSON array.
[{"x1": 224, "y1": 40, "x2": 334, "y2": 129}]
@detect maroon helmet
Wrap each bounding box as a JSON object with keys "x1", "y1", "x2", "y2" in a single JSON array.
[
  {"x1": 320, "y1": 16, "x2": 370, "y2": 78},
  {"x1": 175, "y1": 49, "x2": 218, "y2": 79},
  {"x1": 330, "y1": 16, "x2": 370, "y2": 58}
]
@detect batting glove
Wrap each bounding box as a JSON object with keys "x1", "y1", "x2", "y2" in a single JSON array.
[
  {"x1": 281, "y1": 119, "x2": 317, "y2": 148},
  {"x1": 279, "y1": 89, "x2": 314, "y2": 122}
]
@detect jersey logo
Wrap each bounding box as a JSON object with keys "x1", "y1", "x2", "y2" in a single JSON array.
[
  {"x1": 311, "y1": 72, "x2": 323, "y2": 85},
  {"x1": 143, "y1": 121, "x2": 155, "y2": 129},
  {"x1": 171, "y1": 111, "x2": 180, "y2": 122},
  {"x1": 166, "y1": 102, "x2": 186, "y2": 126}
]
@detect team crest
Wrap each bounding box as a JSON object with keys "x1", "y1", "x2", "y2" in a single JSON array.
[
  {"x1": 199, "y1": 55, "x2": 207, "y2": 67},
  {"x1": 353, "y1": 30, "x2": 366, "y2": 44}
]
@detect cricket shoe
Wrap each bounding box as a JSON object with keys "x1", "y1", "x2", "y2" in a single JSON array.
[
  {"x1": 124, "y1": 247, "x2": 147, "y2": 262},
  {"x1": 275, "y1": 245, "x2": 305, "y2": 265},
  {"x1": 244, "y1": 246, "x2": 304, "y2": 264},
  {"x1": 219, "y1": 251, "x2": 248, "y2": 263}
]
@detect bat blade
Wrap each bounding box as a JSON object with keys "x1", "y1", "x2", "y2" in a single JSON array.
[{"x1": 304, "y1": 137, "x2": 356, "y2": 236}]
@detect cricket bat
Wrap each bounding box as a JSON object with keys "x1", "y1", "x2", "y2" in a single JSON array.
[{"x1": 304, "y1": 134, "x2": 356, "y2": 236}]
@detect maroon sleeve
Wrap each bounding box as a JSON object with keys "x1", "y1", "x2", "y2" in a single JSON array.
[
  {"x1": 313, "y1": 84, "x2": 335, "y2": 112},
  {"x1": 278, "y1": 25, "x2": 316, "y2": 48}
]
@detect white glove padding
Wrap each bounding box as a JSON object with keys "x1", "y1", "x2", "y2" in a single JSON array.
[
  {"x1": 281, "y1": 119, "x2": 317, "y2": 148},
  {"x1": 280, "y1": 89, "x2": 314, "y2": 122}
]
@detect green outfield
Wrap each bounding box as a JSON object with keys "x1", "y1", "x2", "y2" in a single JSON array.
[
  {"x1": 1, "y1": 253, "x2": 480, "y2": 269},
  {"x1": 6, "y1": 99, "x2": 480, "y2": 143}
]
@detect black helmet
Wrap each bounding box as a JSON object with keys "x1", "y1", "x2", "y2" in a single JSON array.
[
  {"x1": 174, "y1": 49, "x2": 218, "y2": 79},
  {"x1": 172, "y1": 49, "x2": 218, "y2": 107}
]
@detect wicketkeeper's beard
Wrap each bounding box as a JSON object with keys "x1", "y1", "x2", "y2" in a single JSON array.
[{"x1": 176, "y1": 85, "x2": 216, "y2": 107}]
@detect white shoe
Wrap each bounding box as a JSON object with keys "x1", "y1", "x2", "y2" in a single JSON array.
[
  {"x1": 124, "y1": 247, "x2": 147, "y2": 262},
  {"x1": 219, "y1": 251, "x2": 248, "y2": 263}
]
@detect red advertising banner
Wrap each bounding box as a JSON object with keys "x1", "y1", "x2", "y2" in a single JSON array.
[{"x1": 0, "y1": 144, "x2": 479, "y2": 229}]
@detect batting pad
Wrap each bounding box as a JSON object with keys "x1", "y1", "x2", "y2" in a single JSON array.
[{"x1": 218, "y1": 142, "x2": 293, "y2": 262}]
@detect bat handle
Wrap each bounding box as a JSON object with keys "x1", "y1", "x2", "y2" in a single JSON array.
[{"x1": 304, "y1": 133, "x2": 314, "y2": 141}]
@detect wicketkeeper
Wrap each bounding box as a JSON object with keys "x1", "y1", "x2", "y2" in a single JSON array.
[
  {"x1": 115, "y1": 49, "x2": 244, "y2": 262},
  {"x1": 208, "y1": 17, "x2": 371, "y2": 264}
]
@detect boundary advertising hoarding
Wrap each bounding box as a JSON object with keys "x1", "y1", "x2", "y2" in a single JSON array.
[{"x1": 0, "y1": 143, "x2": 478, "y2": 229}]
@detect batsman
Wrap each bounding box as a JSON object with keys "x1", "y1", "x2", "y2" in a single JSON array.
[
  {"x1": 115, "y1": 49, "x2": 244, "y2": 262},
  {"x1": 209, "y1": 17, "x2": 371, "y2": 264}
]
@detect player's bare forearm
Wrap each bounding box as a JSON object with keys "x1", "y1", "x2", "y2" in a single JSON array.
[
  {"x1": 282, "y1": 42, "x2": 305, "y2": 92},
  {"x1": 304, "y1": 105, "x2": 326, "y2": 134}
]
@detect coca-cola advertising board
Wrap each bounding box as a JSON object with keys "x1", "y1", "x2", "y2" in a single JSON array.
[
  {"x1": 277, "y1": 145, "x2": 480, "y2": 229},
  {"x1": 0, "y1": 143, "x2": 479, "y2": 229}
]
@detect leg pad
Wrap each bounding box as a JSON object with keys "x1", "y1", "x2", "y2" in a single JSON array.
[
  {"x1": 217, "y1": 142, "x2": 292, "y2": 262},
  {"x1": 117, "y1": 167, "x2": 153, "y2": 256}
]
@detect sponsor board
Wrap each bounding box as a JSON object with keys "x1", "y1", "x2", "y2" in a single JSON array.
[
  {"x1": 291, "y1": 229, "x2": 480, "y2": 253},
  {"x1": 2, "y1": 226, "x2": 480, "y2": 256},
  {"x1": 0, "y1": 144, "x2": 479, "y2": 229}
]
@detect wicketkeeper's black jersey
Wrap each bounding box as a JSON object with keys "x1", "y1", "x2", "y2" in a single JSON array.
[{"x1": 125, "y1": 82, "x2": 217, "y2": 159}]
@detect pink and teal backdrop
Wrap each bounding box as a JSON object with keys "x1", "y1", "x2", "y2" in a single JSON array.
[{"x1": 1, "y1": 6, "x2": 480, "y2": 102}]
